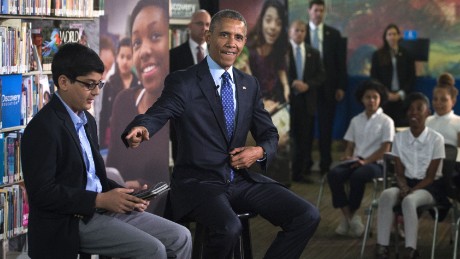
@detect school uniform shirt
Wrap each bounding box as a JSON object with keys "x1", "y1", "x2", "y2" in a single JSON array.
[
  {"x1": 392, "y1": 127, "x2": 445, "y2": 179},
  {"x1": 426, "y1": 111, "x2": 460, "y2": 147},
  {"x1": 344, "y1": 108, "x2": 395, "y2": 161}
]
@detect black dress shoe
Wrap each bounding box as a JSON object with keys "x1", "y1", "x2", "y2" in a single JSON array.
[{"x1": 404, "y1": 247, "x2": 420, "y2": 259}]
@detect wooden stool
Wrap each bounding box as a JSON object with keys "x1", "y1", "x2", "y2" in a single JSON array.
[{"x1": 191, "y1": 212, "x2": 257, "y2": 259}]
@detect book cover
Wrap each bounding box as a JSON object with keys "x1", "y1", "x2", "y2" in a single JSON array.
[
  {"x1": 20, "y1": 185, "x2": 27, "y2": 229},
  {"x1": 41, "y1": 27, "x2": 79, "y2": 70},
  {"x1": 5, "y1": 133, "x2": 16, "y2": 184},
  {"x1": 1, "y1": 74, "x2": 23, "y2": 129},
  {"x1": 0, "y1": 133, "x2": 3, "y2": 185}
]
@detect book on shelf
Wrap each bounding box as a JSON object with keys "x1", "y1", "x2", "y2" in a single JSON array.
[
  {"x1": 170, "y1": 0, "x2": 199, "y2": 19},
  {"x1": 1, "y1": 74, "x2": 23, "y2": 129},
  {"x1": 41, "y1": 26, "x2": 80, "y2": 71},
  {"x1": 0, "y1": 183, "x2": 26, "y2": 241},
  {"x1": 170, "y1": 27, "x2": 189, "y2": 48}
]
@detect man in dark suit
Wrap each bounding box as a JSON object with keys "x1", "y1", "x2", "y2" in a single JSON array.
[
  {"x1": 306, "y1": 0, "x2": 347, "y2": 174},
  {"x1": 170, "y1": 9, "x2": 211, "y2": 72},
  {"x1": 288, "y1": 20, "x2": 325, "y2": 183},
  {"x1": 169, "y1": 9, "x2": 211, "y2": 162},
  {"x1": 21, "y1": 43, "x2": 191, "y2": 258},
  {"x1": 124, "y1": 9, "x2": 320, "y2": 259}
]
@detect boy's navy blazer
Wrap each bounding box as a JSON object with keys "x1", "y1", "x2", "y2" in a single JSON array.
[
  {"x1": 21, "y1": 96, "x2": 121, "y2": 258},
  {"x1": 122, "y1": 59, "x2": 280, "y2": 221}
]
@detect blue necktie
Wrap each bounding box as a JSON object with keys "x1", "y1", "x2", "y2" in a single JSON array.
[
  {"x1": 295, "y1": 45, "x2": 303, "y2": 80},
  {"x1": 221, "y1": 71, "x2": 234, "y2": 139},
  {"x1": 221, "y1": 72, "x2": 235, "y2": 181},
  {"x1": 312, "y1": 28, "x2": 321, "y2": 57}
]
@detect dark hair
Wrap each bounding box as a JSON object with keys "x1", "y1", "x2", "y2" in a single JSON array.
[
  {"x1": 376, "y1": 24, "x2": 400, "y2": 66},
  {"x1": 404, "y1": 92, "x2": 430, "y2": 112},
  {"x1": 129, "y1": 0, "x2": 168, "y2": 34},
  {"x1": 355, "y1": 79, "x2": 388, "y2": 106},
  {"x1": 247, "y1": 0, "x2": 288, "y2": 65},
  {"x1": 113, "y1": 37, "x2": 132, "y2": 76},
  {"x1": 435, "y1": 72, "x2": 458, "y2": 102},
  {"x1": 100, "y1": 35, "x2": 115, "y2": 56},
  {"x1": 52, "y1": 43, "x2": 104, "y2": 88},
  {"x1": 209, "y1": 9, "x2": 247, "y2": 33},
  {"x1": 382, "y1": 23, "x2": 400, "y2": 51},
  {"x1": 309, "y1": 0, "x2": 325, "y2": 9},
  {"x1": 117, "y1": 37, "x2": 132, "y2": 54}
]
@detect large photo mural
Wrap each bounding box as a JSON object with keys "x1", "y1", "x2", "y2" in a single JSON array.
[{"x1": 289, "y1": 0, "x2": 460, "y2": 77}]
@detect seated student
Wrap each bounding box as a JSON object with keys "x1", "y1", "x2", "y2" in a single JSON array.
[
  {"x1": 20, "y1": 43, "x2": 192, "y2": 258},
  {"x1": 426, "y1": 72, "x2": 460, "y2": 150},
  {"x1": 327, "y1": 80, "x2": 394, "y2": 237},
  {"x1": 375, "y1": 92, "x2": 445, "y2": 259}
]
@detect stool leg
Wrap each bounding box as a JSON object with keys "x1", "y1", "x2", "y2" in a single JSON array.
[
  {"x1": 241, "y1": 217, "x2": 253, "y2": 259},
  {"x1": 192, "y1": 222, "x2": 205, "y2": 259}
]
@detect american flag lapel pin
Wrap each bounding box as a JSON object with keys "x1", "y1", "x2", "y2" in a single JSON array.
[{"x1": 243, "y1": 86, "x2": 247, "y2": 90}]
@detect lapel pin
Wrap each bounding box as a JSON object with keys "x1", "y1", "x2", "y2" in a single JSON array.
[{"x1": 243, "y1": 86, "x2": 247, "y2": 90}]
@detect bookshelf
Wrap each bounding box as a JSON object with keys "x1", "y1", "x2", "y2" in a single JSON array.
[
  {"x1": 169, "y1": 18, "x2": 189, "y2": 49},
  {"x1": 0, "y1": 2, "x2": 103, "y2": 257}
]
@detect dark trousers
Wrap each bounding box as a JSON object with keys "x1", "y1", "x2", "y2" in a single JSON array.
[
  {"x1": 187, "y1": 175, "x2": 320, "y2": 259},
  {"x1": 290, "y1": 94, "x2": 315, "y2": 178},
  {"x1": 327, "y1": 163, "x2": 382, "y2": 211},
  {"x1": 317, "y1": 92, "x2": 337, "y2": 172}
]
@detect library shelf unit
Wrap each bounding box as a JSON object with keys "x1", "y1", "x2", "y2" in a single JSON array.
[{"x1": 0, "y1": 9, "x2": 100, "y2": 257}]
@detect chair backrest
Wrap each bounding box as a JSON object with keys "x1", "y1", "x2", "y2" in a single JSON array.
[
  {"x1": 382, "y1": 152, "x2": 397, "y2": 190},
  {"x1": 442, "y1": 144, "x2": 459, "y2": 201},
  {"x1": 445, "y1": 144, "x2": 458, "y2": 162}
]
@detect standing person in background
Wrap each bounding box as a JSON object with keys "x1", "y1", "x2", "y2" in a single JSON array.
[
  {"x1": 123, "y1": 9, "x2": 320, "y2": 259},
  {"x1": 106, "y1": 0, "x2": 170, "y2": 215},
  {"x1": 371, "y1": 23, "x2": 416, "y2": 127},
  {"x1": 169, "y1": 9, "x2": 211, "y2": 161},
  {"x1": 21, "y1": 43, "x2": 191, "y2": 259},
  {"x1": 306, "y1": 0, "x2": 347, "y2": 175},
  {"x1": 170, "y1": 9, "x2": 211, "y2": 72},
  {"x1": 93, "y1": 36, "x2": 116, "y2": 129},
  {"x1": 288, "y1": 19, "x2": 325, "y2": 183},
  {"x1": 327, "y1": 80, "x2": 394, "y2": 238},
  {"x1": 99, "y1": 37, "x2": 141, "y2": 149},
  {"x1": 99, "y1": 36, "x2": 116, "y2": 81}
]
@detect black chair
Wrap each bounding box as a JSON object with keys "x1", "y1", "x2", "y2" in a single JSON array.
[
  {"x1": 190, "y1": 212, "x2": 257, "y2": 259},
  {"x1": 360, "y1": 152, "x2": 396, "y2": 258}
]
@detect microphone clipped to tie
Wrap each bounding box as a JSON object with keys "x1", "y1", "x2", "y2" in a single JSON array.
[{"x1": 215, "y1": 85, "x2": 220, "y2": 97}]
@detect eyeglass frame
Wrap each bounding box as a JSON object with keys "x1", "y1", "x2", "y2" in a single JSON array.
[{"x1": 73, "y1": 78, "x2": 105, "y2": 91}]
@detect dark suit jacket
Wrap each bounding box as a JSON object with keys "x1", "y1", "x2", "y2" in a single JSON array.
[
  {"x1": 305, "y1": 24, "x2": 347, "y2": 98},
  {"x1": 21, "y1": 96, "x2": 121, "y2": 258},
  {"x1": 288, "y1": 44, "x2": 325, "y2": 115},
  {"x1": 170, "y1": 40, "x2": 195, "y2": 72},
  {"x1": 370, "y1": 46, "x2": 416, "y2": 94},
  {"x1": 123, "y1": 59, "x2": 279, "y2": 221}
]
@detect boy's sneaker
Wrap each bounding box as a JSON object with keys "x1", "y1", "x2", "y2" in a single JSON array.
[
  {"x1": 349, "y1": 215, "x2": 365, "y2": 237},
  {"x1": 335, "y1": 216, "x2": 350, "y2": 236},
  {"x1": 375, "y1": 244, "x2": 389, "y2": 259}
]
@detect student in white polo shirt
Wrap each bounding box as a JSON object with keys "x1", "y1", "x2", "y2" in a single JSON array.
[
  {"x1": 375, "y1": 92, "x2": 445, "y2": 259},
  {"x1": 327, "y1": 80, "x2": 394, "y2": 238}
]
